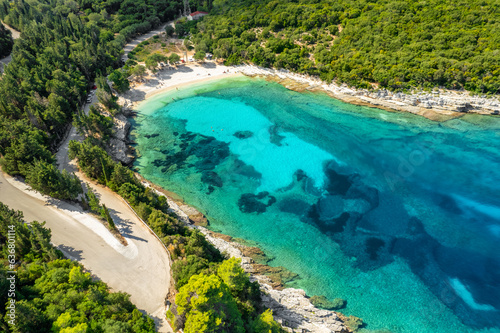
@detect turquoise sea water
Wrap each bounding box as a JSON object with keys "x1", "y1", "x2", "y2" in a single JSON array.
[{"x1": 132, "y1": 77, "x2": 500, "y2": 333}]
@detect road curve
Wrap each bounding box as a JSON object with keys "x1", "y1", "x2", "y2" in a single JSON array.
[{"x1": 0, "y1": 171, "x2": 172, "y2": 332}]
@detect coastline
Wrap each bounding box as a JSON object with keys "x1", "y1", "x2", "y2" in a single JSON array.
[
  {"x1": 134, "y1": 173, "x2": 351, "y2": 333},
  {"x1": 114, "y1": 62, "x2": 500, "y2": 333},
  {"x1": 120, "y1": 62, "x2": 499, "y2": 122},
  {"x1": 119, "y1": 63, "x2": 242, "y2": 110},
  {"x1": 237, "y1": 65, "x2": 500, "y2": 121}
]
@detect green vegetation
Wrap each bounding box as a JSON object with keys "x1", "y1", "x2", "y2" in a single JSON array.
[
  {"x1": 84, "y1": 187, "x2": 116, "y2": 230},
  {"x1": 74, "y1": 106, "x2": 114, "y2": 142},
  {"x1": 25, "y1": 160, "x2": 83, "y2": 201},
  {"x1": 168, "y1": 258, "x2": 284, "y2": 333},
  {"x1": 0, "y1": 0, "x2": 187, "y2": 197},
  {"x1": 0, "y1": 23, "x2": 13, "y2": 58},
  {"x1": 109, "y1": 69, "x2": 130, "y2": 93},
  {"x1": 0, "y1": 0, "x2": 123, "y2": 197},
  {"x1": 0, "y1": 202, "x2": 156, "y2": 332},
  {"x1": 192, "y1": 0, "x2": 500, "y2": 93},
  {"x1": 68, "y1": 142, "x2": 284, "y2": 332}
]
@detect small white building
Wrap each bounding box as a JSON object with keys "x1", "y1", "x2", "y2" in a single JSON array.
[{"x1": 188, "y1": 11, "x2": 209, "y2": 20}]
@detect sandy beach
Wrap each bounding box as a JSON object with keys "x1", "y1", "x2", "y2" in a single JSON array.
[{"x1": 120, "y1": 62, "x2": 242, "y2": 109}]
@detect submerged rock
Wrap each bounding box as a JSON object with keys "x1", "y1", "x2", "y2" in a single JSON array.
[
  {"x1": 278, "y1": 198, "x2": 310, "y2": 216},
  {"x1": 233, "y1": 130, "x2": 253, "y2": 139},
  {"x1": 310, "y1": 295, "x2": 346, "y2": 310},
  {"x1": 201, "y1": 171, "x2": 223, "y2": 188},
  {"x1": 238, "y1": 191, "x2": 276, "y2": 214},
  {"x1": 269, "y1": 125, "x2": 286, "y2": 146}
]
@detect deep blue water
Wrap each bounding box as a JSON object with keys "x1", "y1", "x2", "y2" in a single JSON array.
[{"x1": 132, "y1": 77, "x2": 500, "y2": 333}]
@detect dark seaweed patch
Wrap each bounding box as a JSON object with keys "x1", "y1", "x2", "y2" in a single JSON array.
[
  {"x1": 269, "y1": 125, "x2": 285, "y2": 146},
  {"x1": 201, "y1": 171, "x2": 223, "y2": 187},
  {"x1": 278, "y1": 198, "x2": 310, "y2": 215},
  {"x1": 238, "y1": 191, "x2": 276, "y2": 214},
  {"x1": 324, "y1": 168, "x2": 352, "y2": 195},
  {"x1": 365, "y1": 237, "x2": 385, "y2": 260},
  {"x1": 233, "y1": 130, "x2": 253, "y2": 139}
]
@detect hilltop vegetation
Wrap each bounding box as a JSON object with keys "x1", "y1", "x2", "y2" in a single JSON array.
[
  {"x1": 0, "y1": 0, "x2": 180, "y2": 196},
  {"x1": 192, "y1": 0, "x2": 500, "y2": 93},
  {"x1": 0, "y1": 202, "x2": 156, "y2": 332}
]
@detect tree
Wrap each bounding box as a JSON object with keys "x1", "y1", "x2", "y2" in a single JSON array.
[
  {"x1": 250, "y1": 309, "x2": 284, "y2": 333},
  {"x1": 183, "y1": 38, "x2": 193, "y2": 50},
  {"x1": 194, "y1": 51, "x2": 206, "y2": 62},
  {"x1": 73, "y1": 106, "x2": 113, "y2": 141},
  {"x1": 0, "y1": 23, "x2": 13, "y2": 58},
  {"x1": 108, "y1": 69, "x2": 130, "y2": 93},
  {"x1": 145, "y1": 53, "x2": 167, "y2": 71},
  {"x1": 169, "y1": 53, "x2": 180, "y2": 65},
  {"x1": 217, "y1": 258, "x2": 248, "y2": 293},
  {"x1": 172, "y1": 255, "x2": 210, "y2": 288},
  {"x1": 24, "y1": 160, "x2": 82, "y2": 200},
  {"x1": 68, "y1": 139, "x2": 115, "y2": 184},
  {"x1": 0, "y1": 132, "x2": 54, "y2": 176},
  {"x1": 175, "y1": 22, "x2": 188, "y2": 37},
  {"x1": 102, "y1": 204, "x2": 116, "y2": 230},
  {"x1": 171, "y1": 274, "x2": 245, "y2": 333},
  {"x1": 130, "y1": 65, "x2": 147, "y2": 81},
  {"x1": 165, "y1": 25, "x2": 175, "y2": 37}
]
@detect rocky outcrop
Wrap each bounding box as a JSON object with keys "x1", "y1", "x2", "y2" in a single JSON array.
[{"x1": 106, "y1": 113, "x2": 134, "y2": 165}]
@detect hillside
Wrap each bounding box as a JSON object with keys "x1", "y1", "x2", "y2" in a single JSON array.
[{"x1": 192, "y1": 0, "x2": 500, "y2": 93}]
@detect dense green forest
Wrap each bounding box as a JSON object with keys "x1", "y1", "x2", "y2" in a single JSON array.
[
  {"x1": 192, "y1": 0, "x2": 500, "y2": 93},
  {"x1": 0, "y1": 22, "x2": 13, "y2": 58},
  {"x1": 0, "y1": 202, "x2": 156, "y2": 332},
  {"x1": 0, "y1": 0, "x2": 188, "y2": 196}
]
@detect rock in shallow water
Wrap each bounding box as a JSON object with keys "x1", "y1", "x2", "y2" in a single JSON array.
[
  {"x1": 238, "y1": 191, "x2": 276, "y2": 214},
  {"x1": 233, "y1": 130, "x2": 254, "y2": 139}
]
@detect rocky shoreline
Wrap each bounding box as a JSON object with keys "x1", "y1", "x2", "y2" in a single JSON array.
[
  {"x1": 237, "y1": 65, "x2": 500, "y2": 121},
  {"x1": 134, "y1": 173, "x2": 350, "y2": 333}
]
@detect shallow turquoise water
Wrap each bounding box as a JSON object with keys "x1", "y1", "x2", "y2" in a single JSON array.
[{"x1": 132, "y1": 77, "x2": 500, "y2": 333}]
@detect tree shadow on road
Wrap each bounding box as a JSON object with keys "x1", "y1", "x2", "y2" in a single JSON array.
[
  {"x1": 107, "y1": 207, "x2": 148, "y2": 243},
  {"x1": 58, "y1": 244, "x2": 84, "y2": 261}
]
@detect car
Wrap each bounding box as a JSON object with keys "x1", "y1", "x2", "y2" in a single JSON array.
[{"x1": 92, "y1": 85, "x2": 97, "y2": 90}]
